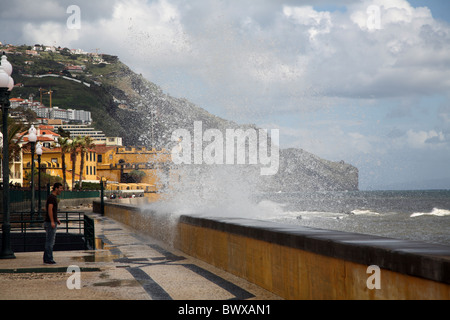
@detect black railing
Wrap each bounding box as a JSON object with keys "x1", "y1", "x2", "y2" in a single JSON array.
[
  {"x1": 0, "y1": 211, "x2": 95, "y2": 252},
  {"x1": 84, "y1": 214, "x2": 96, "y2": 250}
]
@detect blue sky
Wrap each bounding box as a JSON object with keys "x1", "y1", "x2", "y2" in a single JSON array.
[
  {"x1": 409, "y1": 0, "x2": 450, "y2": 21},
  {"x1": 1, "y1": 0, "x2": 450, "y2": 190}
]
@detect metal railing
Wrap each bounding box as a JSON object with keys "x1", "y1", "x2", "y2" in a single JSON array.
[
  {"x1": 1, "y1": 211, "x2": 95, "y2": 252},
  {"x1": 84, "y1": 214, "x2": 96, "y2": 250}
]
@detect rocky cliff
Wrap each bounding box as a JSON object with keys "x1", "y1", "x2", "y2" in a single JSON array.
[
  {"x1": 261, "y1": 148, "x2": 358, "y2": 192},
  {"x1": 104, "y1": 62, "x2": 359, "y2": 191}
]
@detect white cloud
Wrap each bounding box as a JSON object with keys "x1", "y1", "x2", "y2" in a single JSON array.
[
  {"x1": 283, "y1": 5, "x2": 332, "y2": 41},
  {"x1": 274, "y1": 121, "x2": 382, "y2": 161},
  {"x1": 22, "y1": 22, "x2": 81, "y2": 47},
  {"x1": 405, "y1": 129, "x2": 447, "y2": 149},
  {"x1": 154, "y1": 0, "x2": 450, "y2": 117},
  {"x1": 0, "y1": 0, "x2": 66, "y2": 21},
  {"x1": 9, "y1": 0, "x2": 450, "y2": 111},
  {"x1": 118, "y1": 0, "x2": 191, "y2": 63}
]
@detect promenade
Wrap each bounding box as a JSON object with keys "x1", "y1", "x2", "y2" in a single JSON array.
[{"x1": 0, "y1": 210, "x2": 282, "y2": 300}]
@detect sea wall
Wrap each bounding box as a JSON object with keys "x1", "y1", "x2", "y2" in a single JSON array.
[{"x1": 95, "y1": 201, "x2": 450, "y2": 300}]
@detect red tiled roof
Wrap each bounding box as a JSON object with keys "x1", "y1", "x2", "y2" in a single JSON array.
[
  {"x1": 22, "y1": 136, "x2": 55, "y2": 142},
  {"x1": 22, "y1": 145, "x2": 59, "y2": 153},
  {"x1": 92, "y1": 144, "x2": 116, "y2": 154},
  {"x1": 38, "y1": 125, "x2": 55, "y2": 130}
]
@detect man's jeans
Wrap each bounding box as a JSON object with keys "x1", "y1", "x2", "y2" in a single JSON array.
[{"x1": 43, "y1": 221, "x2": 57, "y2": 262}]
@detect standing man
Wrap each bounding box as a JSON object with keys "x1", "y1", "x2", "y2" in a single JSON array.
[{"x1": 43, "y1": 182, "x2": 63, "y2": 264}]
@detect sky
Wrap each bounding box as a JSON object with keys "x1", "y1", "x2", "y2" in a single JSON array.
[{"x1": 1, "y1": 0, "x2": 450, "y2": 190}]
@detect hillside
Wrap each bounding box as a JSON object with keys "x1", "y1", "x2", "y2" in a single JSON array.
[{"x1": 5, "y1": 45, "x2": 358, "y2": 191}]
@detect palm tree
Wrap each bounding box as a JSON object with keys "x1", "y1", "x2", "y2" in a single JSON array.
[
  {"x1": 57, "y1": 136, "x2": 70, "y2": 190},
  {"x1": 78, "y1": 136, "x2": 95, "y2": 189},
  {"x1": 0, "y1": 114, "x2": 27, "y2": 187},
  {"x1": 69, "y1": 136, "x2": 81, "y2": 190},
  {"x1": 0, "y1": 112, "x2": 27, "y2": 165}
]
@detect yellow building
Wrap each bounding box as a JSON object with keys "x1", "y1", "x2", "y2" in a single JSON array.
[
  {"x1": 20, "y1": 126, "x2": 174, "y2": 196},
  {"x1": 95, "y1": 145, "x2": 172, "y2": 189},
  {"x1": 22, "y1": 144, "x2": 95, "y2": 190}
]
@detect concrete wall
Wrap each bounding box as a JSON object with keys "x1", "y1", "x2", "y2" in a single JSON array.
[{"x1": 95, "y1": 201, "x2": 450, "y2": 300}]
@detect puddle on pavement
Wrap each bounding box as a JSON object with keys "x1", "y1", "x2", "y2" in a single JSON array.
[
  {"x1": 93, "y1": 279, "x2": 140, "y2": 288},
  {"x1": 72, "y1": 251, "x2": 123, "y2": 263},
  {"x1": 71, "y1": 236, "x2": 126, "y2": 263},
  {"x1": 95, "y1": 238, "x2": 105, "y2": 249}
]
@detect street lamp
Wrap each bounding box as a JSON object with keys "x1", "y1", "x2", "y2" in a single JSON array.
[
  {"x1": 36, "y1": 142, "x2": 43, "y2": 220},
  {"x1": 28, "y1": 125, "x2": 37, "y2": 223},
  {"x1": 0, "y1": 131, "x2": 3, "y2": 180},
  {"x1": 0, "y1": 53, "x2": 15, "y2": 259}
]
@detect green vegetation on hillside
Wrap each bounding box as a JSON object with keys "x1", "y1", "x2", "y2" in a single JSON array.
[{"x1": 5, "y1": 46, "x2": 138, "y2": 143}]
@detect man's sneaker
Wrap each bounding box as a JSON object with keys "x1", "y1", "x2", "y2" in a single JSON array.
[{"x1": 44, "y1": 260, "x2": 56, "y2": 264}]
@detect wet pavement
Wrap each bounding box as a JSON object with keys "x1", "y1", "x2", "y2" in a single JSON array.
[{"x1": 0, "y1": 212, "x2": 282, "y2": 300}]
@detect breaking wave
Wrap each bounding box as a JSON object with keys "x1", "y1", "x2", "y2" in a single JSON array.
[{"x1": 410, "y1": 208, "x2": 450, "y2": 217}]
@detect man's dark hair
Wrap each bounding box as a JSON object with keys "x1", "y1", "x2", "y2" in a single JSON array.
[{"x1": 52, "y1": 182, "x2": 63, "y2": 190}]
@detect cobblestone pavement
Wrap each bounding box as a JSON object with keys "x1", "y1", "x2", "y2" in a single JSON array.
[{"x1": 0, "y1": 212, "x2": 283, "y2": 300}]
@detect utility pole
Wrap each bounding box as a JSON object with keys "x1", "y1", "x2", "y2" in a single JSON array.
[{"x1": 46, "y1": 89, "x2": 53, "y2": 109}]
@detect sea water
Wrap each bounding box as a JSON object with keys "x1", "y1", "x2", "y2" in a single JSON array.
[
  {"x1": 144, "y1": 164, "x2": 450, "y2": 246},
  {"x1": 252, "y1": 190, "x2": 450, "y2": 246}
]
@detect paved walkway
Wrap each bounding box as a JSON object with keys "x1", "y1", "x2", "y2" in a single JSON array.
[{"x1": 0, "y1": 212, "x2": 282, "y2": 300}]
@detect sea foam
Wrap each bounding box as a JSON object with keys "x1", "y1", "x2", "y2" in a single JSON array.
[{"x1": 410, "y1": 208, "x2": 450, "y2": 217}]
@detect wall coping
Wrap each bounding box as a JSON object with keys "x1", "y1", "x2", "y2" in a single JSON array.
[
  {"x1": 179, "y1": 215, "x2": 450, "y2": 285},
  {"x1": 97, "y1": 201, "x2": 450, "y2": 285}
]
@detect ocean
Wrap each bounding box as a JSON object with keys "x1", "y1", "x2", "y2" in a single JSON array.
[{"x1": 252, "y1": 190, "x2": 450, "y2": 246}]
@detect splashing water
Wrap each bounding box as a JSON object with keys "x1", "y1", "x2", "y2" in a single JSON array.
[
  {"x1": 143, "y1": 164, "x2": 275, "y2": 219},
  {"x1": 139, "y1": 163, "x2": 280, "y2": 247},
  {"x1": 139, "y1": 155, "x2": 450, "y2": 246}
]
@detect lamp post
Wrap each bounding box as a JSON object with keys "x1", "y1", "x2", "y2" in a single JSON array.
[
  {"x1": 36, "y1": 142, "x2": 43, "y2": 220},
  {"x1": 0, "y1": 53, "x2": 15, "y2": 259},
  {"x1": 0, "y1": 130, "x2": 3, "y2": 176},
  {"x1": 28, "y1": 125, "x2": 37, "y2": 223},
  {"x1": 100, "y1": 177, "x2": 105, "y2": 216}
]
